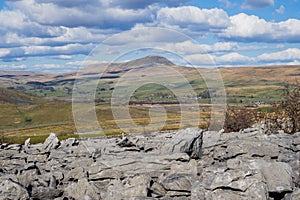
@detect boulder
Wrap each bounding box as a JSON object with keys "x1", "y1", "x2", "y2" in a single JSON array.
[
  {"x1": 43, "y1": 133, "x2": 60, "y2": 151},
  {"x1": 0, "y1": 179, "x2": 29, "y2": 200},
  {"x1": 161, "y1": 128, "x2": 203, "y2": 159},
  {"x1": 64, "y1": 178, "x2": 99, "y2": 199},
  {"x1": 249, "y1": 160, "x2": 294, "y2": 194}
]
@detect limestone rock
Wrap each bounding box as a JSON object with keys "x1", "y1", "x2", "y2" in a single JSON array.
[
  {"x1": 0, "y1": 127, "x2": 299, "y2": 199},
  {"x1": 0, "y1": 179, "x2": 29, "y2": 200},
  {"x1": 249, "y1": 160, "x2": 294, "y2": 194},
  {"x1": 161, "y1": 128, "x2": 203, "y2": 159},
  {"x1": 43, "y1": 133, "x2": 60, "y2": 151}
]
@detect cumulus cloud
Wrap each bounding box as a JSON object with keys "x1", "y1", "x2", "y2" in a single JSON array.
[
  {"x1": 0, "y1": 49, "x2": 10, "y2": 57},
  {"x1": 6, "y1": 0, "x2": 154, "y2": 29},
  {"x1": 216, "y1": 52, "x2": 252, "y2": 64},
  {"x1": 242, "y1": 0, "x2": 274, "y2": 9},
  {"x1": 220, "y1": 13, "x2": 300, "y2": 42},
  {"x1": 35, "y1": 0, "x2": 189, "y2": 9},
  {"x1": 101, "y1": 0, "x2": 189, "y2": 9},
  {"x1": 257, "y1": 48, "x2": 300, "y2": 62},
  {"x1": 0, "y1": 43, "x2": 95, "y2": 60},
  {"x1": 156, "y1": 6, "x2": 230, "y2": 31},
  {"x1": 184, "y1": 54, "x2": 216, "y2": 66},
  {"x1": 218, "y1": 0, "x2": 233, "y2": 8},
  {"x1": 276, "y1": 5, "x2": 285, "y2": 14},
  {"x1": 162, "y1": 41, "x2": 238, "y2": 55}
]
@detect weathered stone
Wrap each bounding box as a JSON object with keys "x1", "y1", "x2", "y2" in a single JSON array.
[
  {"x1": 150, "y1": 181, "x2": 167, "y2": 197},
  {"x1": 161, "y1": 128, "x2": 203, "y2": 159},
  {"x1": 117, "y1": 136, "x2": 136, "y2": 148},
  {"x1": 291, "y1": 188, "x2": 300, "y2": 200},
  {"x1": 24, "y1": 138, "x2": 30, "y2": 147},
  {"x1": 43, "y1": 133, "x2": 60, "y2": 151},
  {"x1": 202, "y1": 131, "x2": 221, "y2": 148},
  {"x1": 31, "y1": 187, "x2": 63, "y2": 199},
  {"x1": 65, "y1": 167, "x2": 87, "y2": 181},
  {"x1": 64, "y1": 178, "x2": 99, "y2": 199},
  {"x1": 209, "y1": 170, "x2": 254, "y2": 192},
  {"x1": 0, "y1": 127, "x2": 299, "y2": 199},
  {"x1": 60, "y1": 137, "x2": 79, "y2": 148},
  {"x1": 162, "y1": 173, "x2": 194, "y2": 192},
  {"x1": 0, "y1": 179, "x2": 29, "y2": 200},
  {"x1": 249, "y1": 160, "x2": 294, "y2": 194}
]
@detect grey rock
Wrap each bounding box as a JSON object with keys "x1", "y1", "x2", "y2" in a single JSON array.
[
  {"x1": 61, "y1": 137, "x2": 79, "y2": 148},
  {"x1": 43, "y1": 133, "x2": 60, "y2": 151},
  {"x1": 65, "y1": 167, "x2": 87, "y2": 181},
  {"x1": 291, "y1": 188, "x2": 300, "y2": 200},
  {"x1": 117, "y1": 137, "x2": 136, "y2": 148},
  {"x1": 31, "y1": 187, "x2": 63, "y2": 199},
  {"x1": 0, "y1": 178, "x2": 29, "y2": 200},
  {"x1": 150, "y1": 181, "x2": 167, "y2": 197},
  {"x1": 0, "y1": 127, "x2": 299, "y2": 199},
  {"x1": 64, "y1": 178, "x2": 99, "y2": 199},
  {"x1": 162, "y1": 173, "x2": 194, "y2": 192},
  {"x1": 161, "y1": 128, "x2": 203, "y2": 159},
  {"x1": 24, "y1": 138, "x2": 30, "y2": 147},
  {"x1": 249, "y1": 160, "x2": 294, "y2": 193}
]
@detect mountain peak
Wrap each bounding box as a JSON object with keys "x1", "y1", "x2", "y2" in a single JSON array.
[{"x1": 121, "y1": 55, "x2": 174, "y2": 68}]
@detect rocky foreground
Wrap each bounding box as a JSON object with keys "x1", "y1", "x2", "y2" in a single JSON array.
[{"x1": 0, "y1": 127, "x2": 300, "y2": 200}]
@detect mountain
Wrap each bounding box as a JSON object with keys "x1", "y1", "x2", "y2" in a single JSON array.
[{"x1": 120, "y1": 55, "x2": 175, "y2": 68}]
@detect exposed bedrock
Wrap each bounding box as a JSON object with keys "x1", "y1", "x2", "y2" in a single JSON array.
[{"x1": 0, "y1": 127, "x2": 299, "y2": 199}]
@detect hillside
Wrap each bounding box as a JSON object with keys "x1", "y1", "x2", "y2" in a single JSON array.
[{"x1": 0, "y1": 87, "x2": 45, "y2": 104}]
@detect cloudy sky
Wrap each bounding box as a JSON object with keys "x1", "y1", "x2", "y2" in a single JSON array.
[{"x1": 0, "y1": 0, "x2": 299, "y2": 72}]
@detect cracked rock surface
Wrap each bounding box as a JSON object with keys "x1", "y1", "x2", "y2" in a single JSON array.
[{"x1": 0, "y1": 127, "x2": 299, "y2": 199}]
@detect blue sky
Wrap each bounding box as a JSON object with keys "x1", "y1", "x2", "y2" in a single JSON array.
[{"x1": 0, "y1": 0, "x2": 299, "y2": 72}]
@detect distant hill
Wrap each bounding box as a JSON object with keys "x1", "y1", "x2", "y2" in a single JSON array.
[
  {"x1": 0, "y1": 87, "x2": 45, "y2": 104},
  {"x1": 120, "y1": 55, "x2": 175, "y2": 68}
]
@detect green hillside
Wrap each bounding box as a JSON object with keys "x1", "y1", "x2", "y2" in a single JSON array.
[{"x1": 0, "y1": 87, "x2": 46, "y2": 104}]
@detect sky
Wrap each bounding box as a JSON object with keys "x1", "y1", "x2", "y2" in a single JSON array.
[{"x1": 0, "y1": 0, "x2": 299, "y2": 72}]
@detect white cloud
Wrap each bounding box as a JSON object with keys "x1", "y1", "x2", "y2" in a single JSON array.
[
  {"x1": 51, "y1": 55, "x2": 73, "y2": 60},
  {"x1": 220, "y1": 13, "x2": 300, "y2": 42},
  {"x1": 36, "y1": 0, "x2": 189, "y2": 9},
  {"x1": 218, "y1": 0, "x2": 233, "y2": 8},
  {"x1": 0, "y1": 64, "x2": 27, "y2": 71},
  {"x1": 184, "y1": 54, "x2": 216, "y2": 66},
  {"x1": 0, "y1": 10, "x2": 26, "y2": 30},
  {"x1": 257, "y1": 48, "x2": 300, "y2": 62},
  {"x1": 216, "y1": 52, "x2": 252, "y2": 64},
  {"x1": 242, "y1": 0, "x2": 274, "y2": 9},
  {"x1": 6, "y1": 0, "x2": 154, "y2": 29},
  {"x1": 0, "y1": 49, "x2": 10, "y2": 57},
  {"x1": 24, "y1": 43, "x2": 95, "y2": 56},
  {"x1": 157, "y1": 6, "x2": 230, "y2": 31},
  {"x1": 276, "y1": 5, "x2": 285, "y2": 14},
  {"x1": 162, "y1": 41, "x2": 238, "y2": 55}
]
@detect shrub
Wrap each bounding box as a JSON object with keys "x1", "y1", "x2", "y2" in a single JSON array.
[
  {"x1": 263, "y1": 81, "x2": 300, "y2": 134},
  {"x1": 223, "y1": 105, "x2": 256, "y2": 132}
]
